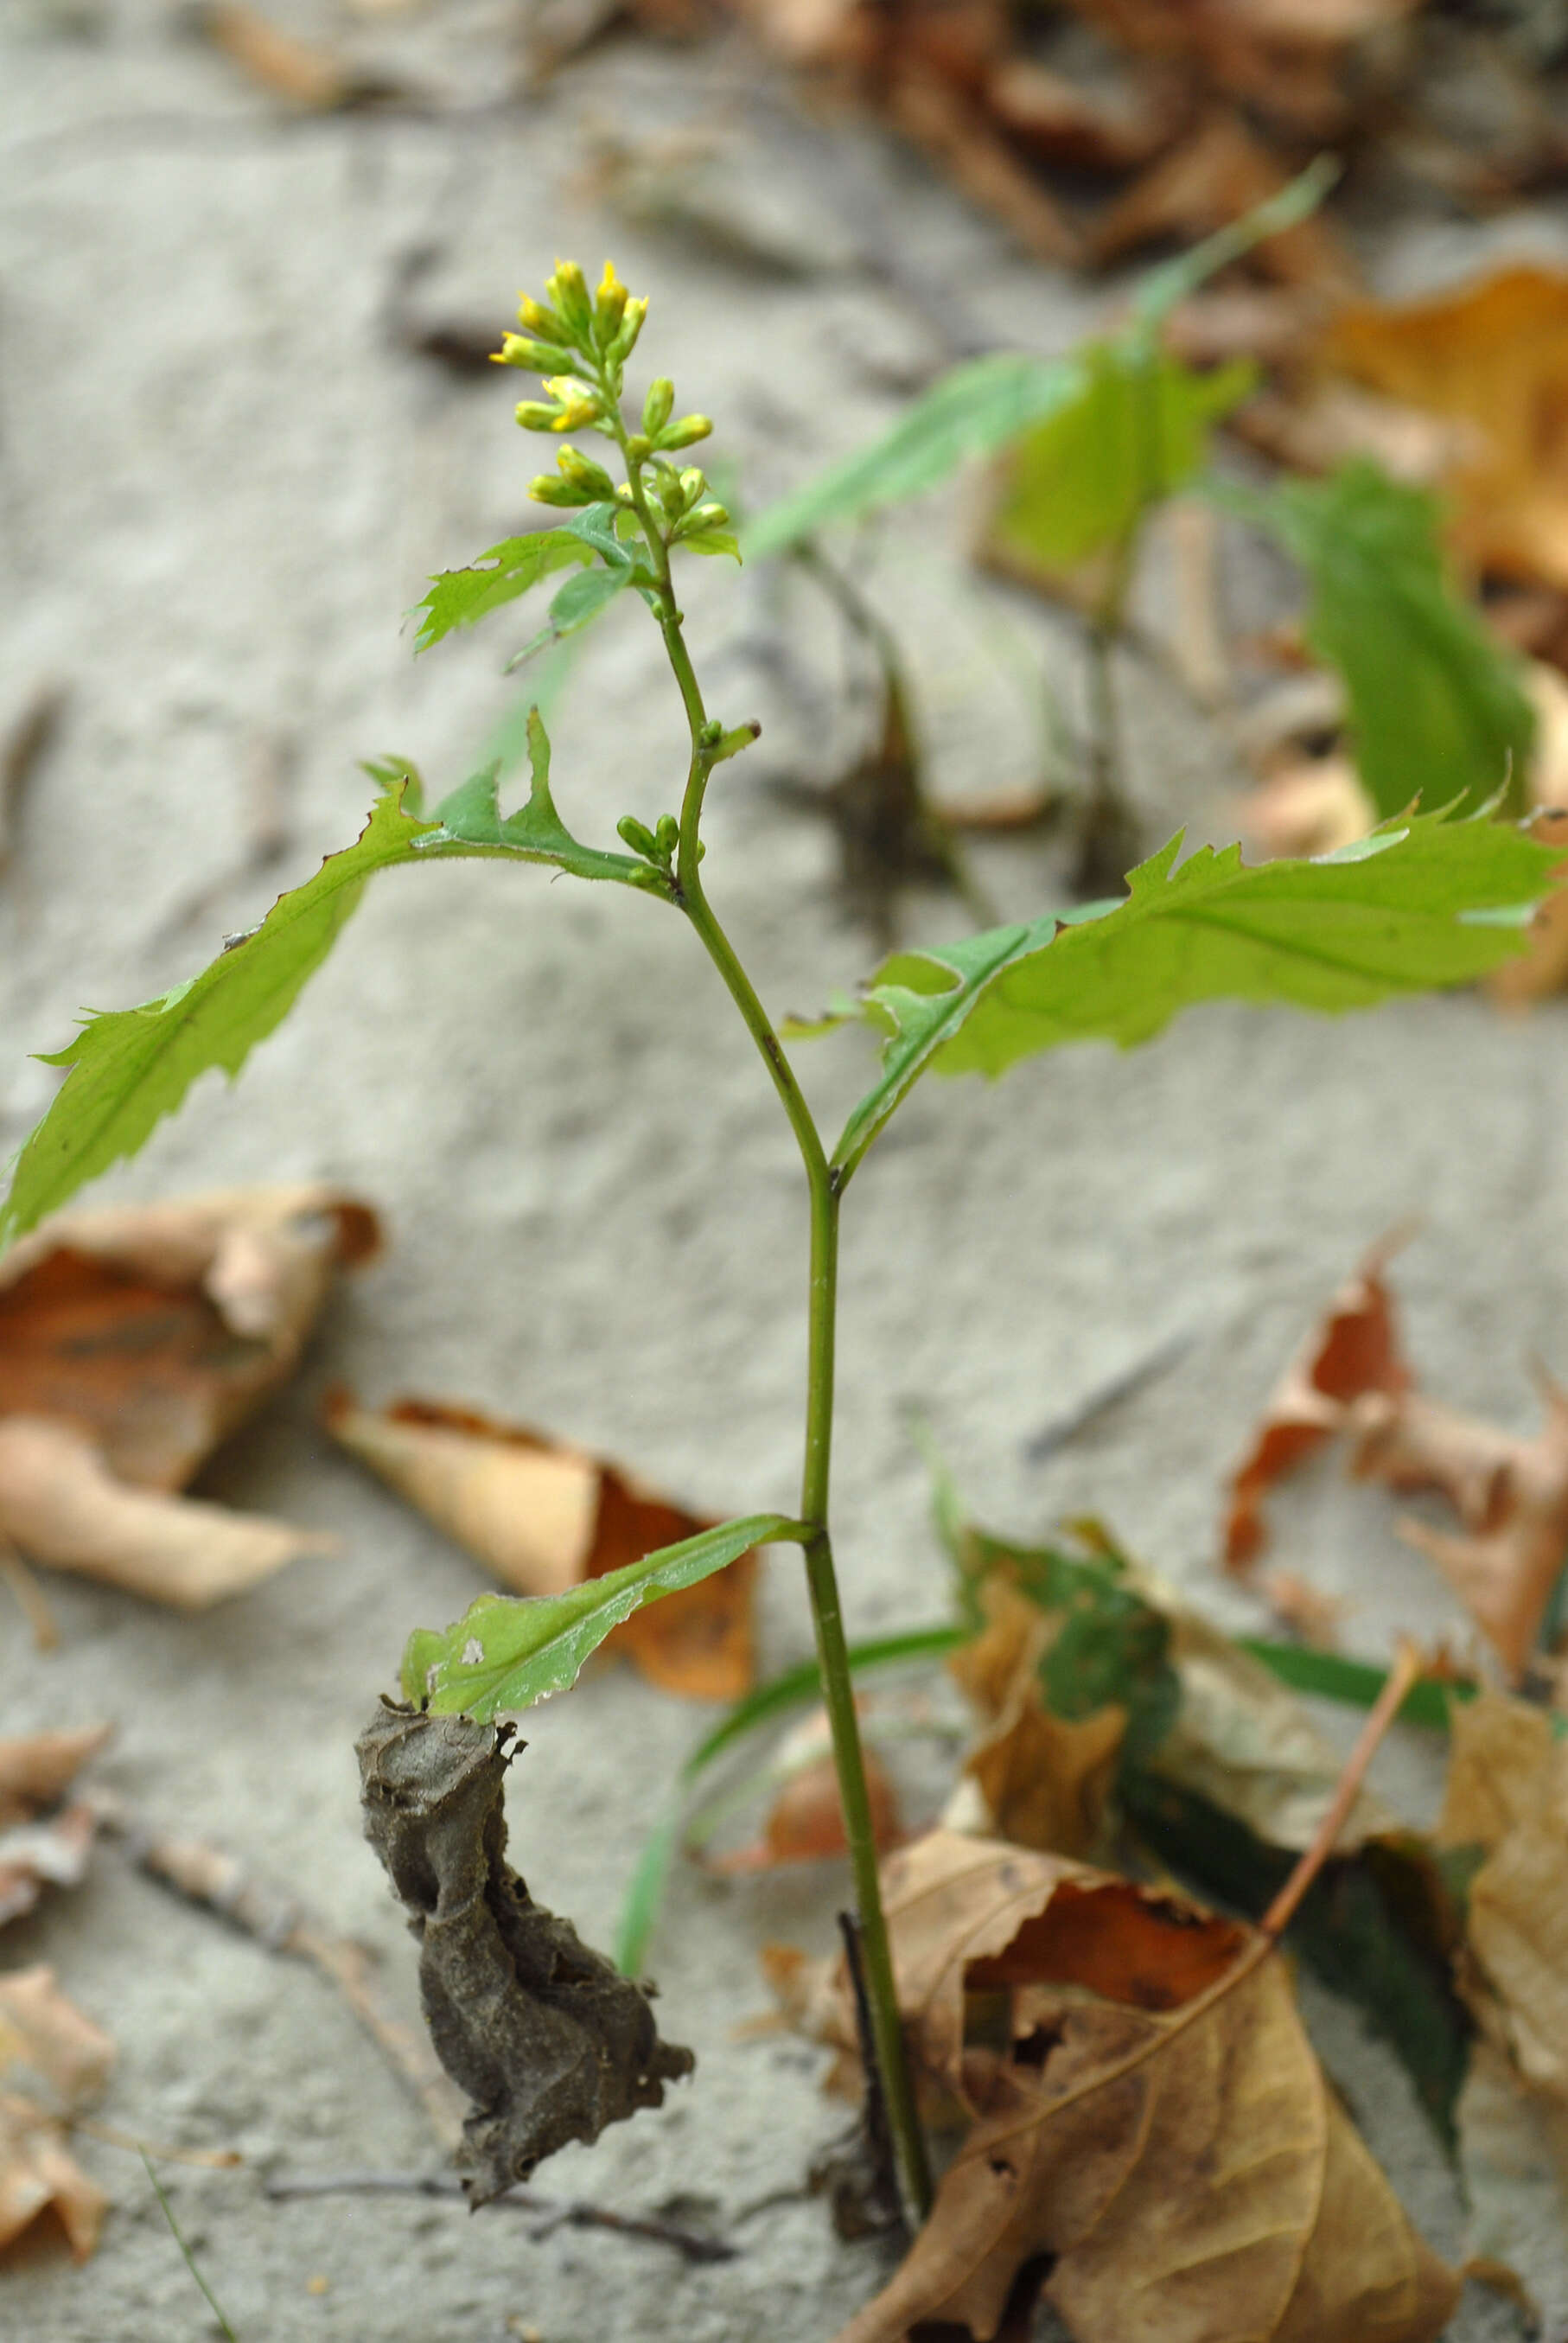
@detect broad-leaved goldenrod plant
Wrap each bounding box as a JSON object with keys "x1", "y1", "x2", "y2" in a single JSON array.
[{"x1": 3, "y1": 253, "x2": 1558, "y2": 2221}]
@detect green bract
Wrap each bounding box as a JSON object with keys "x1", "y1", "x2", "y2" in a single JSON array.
[{"x1": 401, "y1": 1514, "x2": 801, "y2": 1721}]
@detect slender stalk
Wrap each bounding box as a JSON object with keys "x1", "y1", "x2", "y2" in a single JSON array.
[{"x1": 602, "y1": 386, "x2": 933, "y2": 2218}]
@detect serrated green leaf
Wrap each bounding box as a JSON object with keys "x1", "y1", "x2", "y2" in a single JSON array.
[
  {"x1": 507, "y1": 562, "x2": 634, "y2": 669},
  {"x1": 0, "y1": 773, "x2": 439, "y2": 1248},
  {"x1": 420, "y1": 707, "x2": 650, "y2": 886},
  {"x1": 985, "y1": 347, "x2": 1255, "y2": 577},
  {"x1": 414, "y1": 530, "x2": 594, "y2": 652},
  {"x1": 401, "y1": 1513, "x2": 801, "y2": 1722},
  {"x1": 832, "y1": 806, "x2": 1556, "y2": 1178},
  {"x1": 742, "y1": 354, "x2": 1087, "y2": 560},
  {"x1": 1252, "y1": 461, "x2": 1535, "y2": 820},
  {"x1": 3, "y1": 725, "x2": 658, "y2": 1246}
]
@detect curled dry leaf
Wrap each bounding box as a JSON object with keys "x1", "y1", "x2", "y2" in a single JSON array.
[
  {"x1": 0, "y1": 1186, "x2": 373, "y2": 1608},
  {"x1": 1227, "y1": 1241, "x2": 1568, "y2": 1676},
  {"x1": 1436, "y1": 1691, "x2": 1568, "y2": 2323},
  {"x1": 328, "y1": 1392, "x2": 755, "y2": 1700},
  {"x1": 356, "y1": 1705, "x2": 692, "y2": 2203},
  {"x1": 0, "y1": 1724, "x2": 110, "y2": 1928},
  {"x1": 776, "y1": 1831, "x2": 1457, "y2": 2343},
  {"x1": 0, "y1": 1966, "x2": 113, "y2": 2262}
]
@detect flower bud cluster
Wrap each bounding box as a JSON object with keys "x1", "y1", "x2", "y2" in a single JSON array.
[
  {"x1": 615, "y1": 808, "x2": 698, "y2": 889},
  {"x1": 495, "y1": 260, "x2": 649, "y2": 440},
  {"x1": 641, "y1": 457, "x2": 730, "y2": 546}
]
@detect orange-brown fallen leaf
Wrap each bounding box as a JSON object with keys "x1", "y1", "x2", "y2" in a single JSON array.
[
  {"x1": 1227, "y1": 1242, "x2": 1568, "y2": 1676},
  {"x1": 1319, "y1": 266, "x2": 1568, "y2": 594},
  {"x1": 704, "y1": 1709, "x2": 903, "y2": 1873},
  {"x1": 0, "y1": 1186, "x2": 373, "y2": 1610},
  {"x1": 1224, "y1": 1235, "x2": 1412, "y2": 1573},
  {"x1": 326, "y1": 1391, "x2": 755, "y2": 1700},
  {"x1": 779, "y1": 1831, "x2": 1457, "y2": 2343},
  {"x1": 0, "y1": 1967, "x2": 112, "y2": 2262},
  {"x1": 0, "y1": 1726, "x2": 111, "y2": 1829}
]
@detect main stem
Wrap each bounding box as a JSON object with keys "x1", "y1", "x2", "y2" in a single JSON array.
[{"x1": 620, "y1": 442, "x2": 933, "y2": 2219}]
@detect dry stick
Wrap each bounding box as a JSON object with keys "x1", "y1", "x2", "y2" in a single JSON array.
[
  {"x1": 958, "y1": 1639, "x2": 1424, "y2": 2172},
  {"x1": 261, "y1": 2171, "x2": 737, "y2": 2264},
  {"x1": 92, "y1": 1801, "x2": 463, "y2": 2148}
]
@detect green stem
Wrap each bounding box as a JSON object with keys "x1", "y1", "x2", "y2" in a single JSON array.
[{"x1": 607, "y1": 393, "x2": 933, "y2": 2219}]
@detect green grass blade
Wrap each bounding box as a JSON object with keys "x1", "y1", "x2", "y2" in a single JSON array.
[
  {"x1": 615, "y1": 1625, "x2": 965, "y2": 1975},
  {"x1": 143, "y1": 2155, "x2": 239, "y2": 2343}
]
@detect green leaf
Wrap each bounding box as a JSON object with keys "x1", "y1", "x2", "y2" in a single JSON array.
[
  {"x1": 740, "y1": 160, "x2": 1334, "y2": 564},
  {"x1": 985, "y1": 347, "x2": 1254, "y2": 577},
  {"x1": 421, "y1": 708, "x2": 651, "y2": 887},
  {"x1": 507, "y1": 562, "x2": 634, "y2": 668},
  {"x1": 1252, "y1": 461, "x2": 1536, "y2": 820},
  {"x1": 401, "y1": 1514, "x2": 801, "y2": 1723},
  {"x1": 1239, "y1": 1638, "x2": 1476, "y2": 1732},
  {"x1": 414, "y1": 530, "x2": 594, "y2": 652},
  {"x1": 0, "y1": 772, "x2": 438, "y2": 1248},
  {"x1": 742, "y1": 354, "x2": 1087, "y2": 560},
  {"x1": 679, "y1": 528, "x2": 741, "y2": 561},
  {"x1": 832, "y1": 806, "x2": 1556, "y2": 1179}
]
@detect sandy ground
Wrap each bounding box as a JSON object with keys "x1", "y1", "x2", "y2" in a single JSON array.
[{"x1": 4, "y1": 5, "x2": 1568, "y2": 2338}]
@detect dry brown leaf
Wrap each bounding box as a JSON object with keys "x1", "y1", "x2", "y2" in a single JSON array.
[
  {"x1": 1224, "y1": 1235, "x2": 1412, "y2": 1571},
  {"x1": 0, "y1": 1726, "x2": 112, "y2": 1829},
  {"x1": 1090, "y1": 109, "x2": 1359, "y2": 291},
  {"x1": 1263, "y1": 1567, "x2": 1347, "y2": 1646},
  {"x1": 1231, "y1": 378, "x2": 1481, "y2": 487},
  {"x1": 191, "y1": 0, "x2": 407, "y2": 108},
  {"x1": 708, "y1": 1746, "x2": 903, "y2": 1873},
  {"x1": 779, "y1": 1831, "x2": 1456, "y2": 2343},
  {"x1": 0, "y1": 1184, "x2": 378, "y2": 1489},
  {"x1": 0, "y1": 1188, "x2": 373, "y2": 1611},
  {"x1": 985, "y1": 50, "x2": 1187, "y2": 174},
  {"x1": 1455, "y1": 2036, "x2": 1568, "y2": 2328},
  {"x1": 0, "y1": 1968, "x2": 113, "y2": 2263},
  {"x1": 1061, "y1": 0, "x2": 1420, "y2": 138},
  {"x1": 887, "y1": 68, "x2": 1082, "y2": 265},
  {"x1": 1488, "y1": 808, "x2": 1568, "y2": 1009},
  {"x1": 1322, "y1": 267, "x2": 1568, "y2": 593},
  {"x1": 0, "y1": 1416, "x2": 335, "y2": 1609},
  {"x1": 1240, "y1": 754, "x2": 1376, "y2": 860},
  {"x1": 326, "y1": 1392, "x2": 755, "y2": 1700},
  {"x1": 961, "y1": 1697, "x2": 1125, "y2": 1860}
]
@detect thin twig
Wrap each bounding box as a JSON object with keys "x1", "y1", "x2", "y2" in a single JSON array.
[
  {"x1": 143, "y1": 2154, "x2": 241, "y2": 2343},
  {"x1": 0, "y1": 1539, "x2": 59, "y2": 1650},
  {"x1": 261, "y1": 2170, "x2": 737, "y2": 2263},
  {"x1": 92, "y1": 1799, "x2": 463, "y2": 2148},
  {"x1": 959, "y1": 1640, "x2": 1423, "y2": 2168},
  {"x1": 1024, "y1": 1326, "x2": 1197, "y2": 1462}
]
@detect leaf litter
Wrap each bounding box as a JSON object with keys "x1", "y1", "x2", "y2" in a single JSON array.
[
  {"x1": 1225, "y1": 1235, "x2": 1568, "y2": 1678},
  {"x1": 0, "y1": 1725, "x2": 111, "y2": 1931},
  {"x1": 0, "y1": 1185, "x2": 376, "y2": 1609},
  {"x1": 0, "y1": 1966, "x2": 114, "y2": 2262}
]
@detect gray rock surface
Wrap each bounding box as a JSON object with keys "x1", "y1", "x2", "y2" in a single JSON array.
[{"x1": 3, "y1": 6, "x2": 1565, "y2": 2336}]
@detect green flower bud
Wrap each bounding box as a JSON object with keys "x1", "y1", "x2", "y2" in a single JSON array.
[
  {"x1": 642, "y1": 378, "x2": 675, "y2": 437},
  {"x1": 678, "y1": 468, "x2": 707, "y2": 509},
  {"x1": 626, "y1": 862, "x2": 669, "y2": 891},
  {"x1": 557, "y1": 444, "x2": 616, "y2": 500},
  {"x1": 594, "y1": 260, "x2": 629, "y2": 347},
  {"x1": 518, "y1": 295, "x2": 570, "y2": 342},
  {"x1": 515, "y1": 400, "x2": 564, "y2": 431},
  {"x1": 654, "y1": 814, "x2": 679, "y2": 858},
  {"x1": 529, "y1": 473, "x2": 597, "y2": 507},
  {"x1": 543, "y1": 377, "x2": 603, "y2": 433},
  {"x1": 686, "y1": 501, "x2": 730, "y2": 530},
  {"x1": 659, "y1": 414, "x2": 713, "y2": 451},
  {"x1": 608, "y1": 296, "x2": 648, "y2": 363},
  {"x1": 615, "y1": 482, "x2": 635, "y2": 505},
  {"x1": 617, "y1": 815, "x2": 658, "y2": 859},
  {"x1": 545, "y1": 260, "x2": 594, "y2": 344},
  {"x1": 699, "y1": 716, "x2": 723, "y2": 747},
  {"x1": 494, "y1": 334, "x2": 573, "y2": 373},
  {"x1": 626, "y1": 433, "x2": 652, "y2": 463}
]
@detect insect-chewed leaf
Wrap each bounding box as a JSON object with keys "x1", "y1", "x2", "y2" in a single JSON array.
[
  {"x1": 0, "y1": 776, "x2": 436, "y2": 1248},
  {"x1": 742, "y1": 354, "x2": 1086, "y2": 560},
  {"x1": 401, "y1": 1513, "x2": 800, "y2": 1721},
  {"x1": 832, "y1": 806, "x2": 1558, "y2": 1178},
  {"x1": 419, "y1": 709, "x2": 648, "y2": 887},
  {"x1": 1254, "y1": 462, "x2": 1536, "y2": 821},
  {"x1": 413, "y1": 528, "x2": 596, "y2": 652}
]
